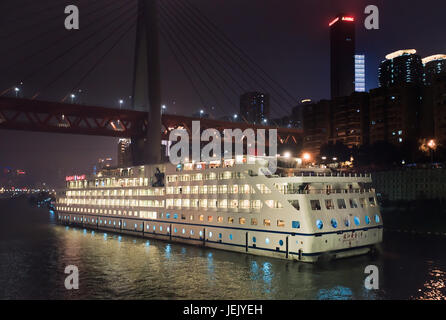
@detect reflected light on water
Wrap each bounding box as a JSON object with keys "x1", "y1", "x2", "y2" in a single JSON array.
[
  {"x1": 414, "y1": 267, "x2": 446, "y2": 300},
  {"x1": 318, "y1": 286, "x2": 353, "y2": 300}
]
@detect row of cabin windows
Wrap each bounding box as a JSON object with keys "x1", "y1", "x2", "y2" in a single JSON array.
[
  {"x1": 167, "y1": 171, "x2": 244, "y2": 183},
  {"x1": 316, "y1": 214, "x2": 380, "y2": 230},
  {"x1": 68, "y1": 177, "x2": 150, "y2": 189},
  {"x1": 164, "y1": 213, "x2": 285, "y2": 227},
  {"x1": 166, "y1": 184, "x2": 255, "y2": 195},
  {"x1": 66, "y1": 188, "x2": 165, "y2": 197},
  {"x1": 310, "y1": 197, "x2": 376, "y2": 211},
  {"x1": 61, "y1": 216, "x2": 301, "y2": 240}
]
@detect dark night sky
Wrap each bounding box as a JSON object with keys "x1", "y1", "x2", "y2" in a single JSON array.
[{"x1": 1, "y1": 0, "x2": 446, "y2": 187}]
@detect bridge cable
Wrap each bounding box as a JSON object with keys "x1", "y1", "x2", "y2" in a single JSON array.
[
  {"x1": 159, "y1": 11, "x2": 229, "y2": 116},
  {"x1": 168, "y1": 0, "x2": 291, "y2": 119},
  {"x1": 62, "y1": 12, "x2": 139, "y2": 102},
  {"x1": 160, "y1": 2, "x2": 242, "y2": 115},
  {"x1": 0, "y1": 0, "x2": 109, "y2": 50},
  {"x1": 0, "y1": 0, "x2": 134, "y2": 95},
  {"x1": 179, "y1": 0, "x2": 298, "y2": 117},
  {"x1": 31, "y1": 5, "x2": 137, "y2": 99}
]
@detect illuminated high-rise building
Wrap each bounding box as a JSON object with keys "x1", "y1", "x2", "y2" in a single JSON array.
[
  {"x1": 329, "y1": 14, "x2": 356, "y2": 98},
  {"x1": 378, "y1": 49, "x2": 424, "y2": 88},
  {"x1": 117, "y1": 139, "x2": 132, "y2": 167},
  {"x1": 240, "y1": 92, "x2": 270, "y2": 124},
  {"x1": 423, "y1": 54, "x2": 446, "y2": 86},
  {"x1": 354, "y1": 55, "x2": 366, "y2": 92}
]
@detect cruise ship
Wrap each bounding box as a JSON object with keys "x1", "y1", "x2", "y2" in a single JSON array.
[{"x1": 55, "y1": 155, "x2": 383, "y2": 262}]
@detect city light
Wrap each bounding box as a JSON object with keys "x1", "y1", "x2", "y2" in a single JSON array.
[
  {"x1": 341, "y1": 16, "x2": 354, "y2": 22},
  {"x1": 428, "y1": 139, "x2": 437, "y2": 150},
  {"x1": 329, "y1": 17, "x2": 339, "y2": 27},
  {"x1": 302, "y1": 153, "x2": 311, "y2": 161},
  {"x1": 283, "y1": 152, "x2": 291, "y2": 158}
]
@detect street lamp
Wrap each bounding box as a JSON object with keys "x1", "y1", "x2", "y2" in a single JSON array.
[
  {"x1": 14, "y1": 87, "x2": 20, "y2": 97},
  {"x1": 119, "y1": 99, "x2": 124, "y2": 109},
  {"x1": 233, "y1": 114, "x2": 238, "y2": 121},
  {"x1": 302, "y1": 152, "x2": 311, "y2": 165},
  {"x1": 70, "y1": 94, "x2": 76, "y2": 103},
  {"x1": 162, "y1": 105, "x2": 166, "y2": 114},
  {"x1": 427, "y1": 139, "x2": 437, "y2": 164}
]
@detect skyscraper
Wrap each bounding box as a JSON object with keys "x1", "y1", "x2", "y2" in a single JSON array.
[
  {"x1": 423, "y1": 54, "x2": 446, "y2": 86},
  {"x1": 378, "y1": 49, "x2": 424, "y2": 88},
  {"x1": 330, "y1": 14, "x2": 356, "y2": 99},
  {"x1": 240, "y1": 92, "x2": 270, "y2": 124},
  {"x1": 354, "y1": 54, "x2": 366, "y2": 92}
]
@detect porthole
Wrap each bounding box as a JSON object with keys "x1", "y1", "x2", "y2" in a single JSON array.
[
  {"x1": 331, "y1": 218, "x2": 338, "y2": 228},
  {"x1": 316, "y1": 219, "x2": 323, "y2": 230},
  {"x1": 375, "y1": 214, "x2": 380, "y2": 223},
  {"x1": 229, "y1": 234, "x2": 233, "y2": 240},
  {"x1": 354, "y1": 216, "x2": 360, "y2": 226},
  {"x1": 265, "y1": 238, "x2": 270, "y2": 244},
  {"x1": 182, "y1": 228, "x2": 186, "y2": 234},
  {"x1": 199, "y1": 230, "x2": 203, "y2": 237},
  {"x1": 219, "y1": 233, "x2": 222, "y2": 239},
  {"x1": 279, "y1": 240, "x2": 284, "y2": 246},
  {"x1": 209, "y1": 232, "x2": 213, "y2": 238},
  {"x1": 365, "y1": 216, "x2": 371, "y2": 225},
  {"x1": 252, "y1": 236, "x2": 256, "y2": 243},
  {"x1": 174, "y1": 228, "x2": 177, "y2": 233}
]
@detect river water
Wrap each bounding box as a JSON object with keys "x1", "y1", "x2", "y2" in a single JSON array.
[{"x1": 0, "y1": 198, "x2": 445, "y2": 300}]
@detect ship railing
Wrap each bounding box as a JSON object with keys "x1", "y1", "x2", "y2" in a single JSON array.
[
  {"x1": 284, "y1": 188, "x2": 374, "y2": 195},
  {"x1": 271, "y1": 172, "x2": 371, "y2": 178}
]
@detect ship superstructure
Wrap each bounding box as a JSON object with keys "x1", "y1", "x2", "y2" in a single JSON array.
[{"x1": 56, "y1": 156, "x2": 383, "y2": 262}]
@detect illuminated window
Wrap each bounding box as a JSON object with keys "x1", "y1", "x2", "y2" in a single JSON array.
[
  {"x1": 310, "y1": 200, "x2": 321, "y2": 210},
  {"x1": 239, "y1": 217, "x2": 246, "y2": 225},
  {"x1": 325, "y1": 199, "x2": 335, "y2": 210},
  {"x1": 375, "y1": 214, "x2": 380, "y2": 223},
  {"x1": 251, "y1": 218, "x2": 258, "y2": 226},
  {"x1": 292, "y1": 221, "x2": 300, "y2": 229},
  {"x1": 265, "y1": 238, "x2": 270, "y2": 244},
  {"x1": 228, "y1": 217, "x2": 234, "y2": 224},
  {"x1": 277, "y1": 220, "x2": 285, "y2": 227},
  {"x1": 208, "y1": 216, "x2": 213, "y2": 222},
  {"x1": 263, "y1": 219, "x2": 271, "y2": 227},
  {"x1": 337, "y1": 199, "x2": 347, "y2": 209},
  {"x1": 349, "y1": 199, "x2": 358, "y2": 208},
  {"x1": 199, "y1": 215, "x2": 204, "y2": 221},
  {"x1": 365, "y1": 216, "x2": 371, "y2": 225},
  {"x1": 288, "y1": 200, "x2": 300, "y2": 210}
]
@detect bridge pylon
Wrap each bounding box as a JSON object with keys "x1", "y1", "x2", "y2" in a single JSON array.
[{"x1": 131, "y1": 0, "x2": 162, "y2": 166}]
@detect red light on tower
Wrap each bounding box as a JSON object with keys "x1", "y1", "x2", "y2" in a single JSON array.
[{"x1": 329, "y1": 17, "x2": 339, "y2": 27}]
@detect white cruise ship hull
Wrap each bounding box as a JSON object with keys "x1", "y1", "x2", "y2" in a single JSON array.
[{"x1": 56, "y1": 159, "x2": 383, "y2": 263}]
